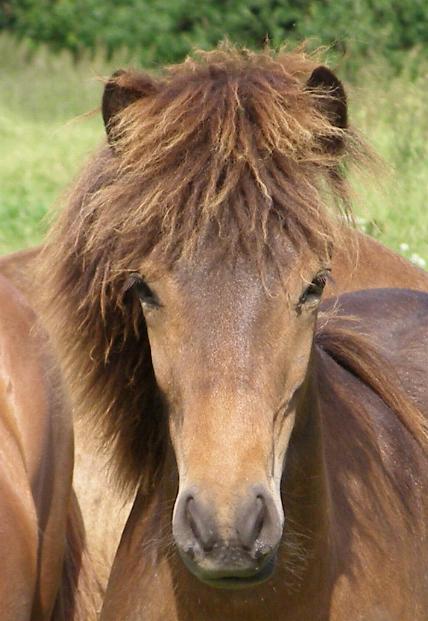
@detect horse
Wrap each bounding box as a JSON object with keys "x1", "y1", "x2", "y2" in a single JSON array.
[
  {"x1": 1, "y1": 51, "x2": 427, "y2": 599},
  {"x1": 23, "y1": 45, "x2": 428, "y2": 619},
  {"x1": 0, "y1": 247, "x2": 134, "y2": 594},
  {"x1": 0, "y1": 274, "x2": 100, "y2": 620}
]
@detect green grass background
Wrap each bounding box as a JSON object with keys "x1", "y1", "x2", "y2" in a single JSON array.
[{"x1": 0, "y1": 34, "x2": 426, "y2": 266}]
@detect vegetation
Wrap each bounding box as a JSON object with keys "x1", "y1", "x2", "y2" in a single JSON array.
[
  {"x1": 0, "y1": 33, "x2": 426, "y2": 266},
  {"x1": 2, "y1": 0, "x2": 428, "y2": 74}
]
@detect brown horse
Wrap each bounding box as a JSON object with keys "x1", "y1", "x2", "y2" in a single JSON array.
[
  {"x1": 0, "y1": 274, "x2": 100, "y2": 620},
  {"x1": 34, "y1": 46, "x2": 428, "y2": 620},
  {"x1": 0, "y1": 247, "x2": 134, "y2": 594},
  {"x1": 0, "y1": 49, "x2": 426, "y2": 595}
]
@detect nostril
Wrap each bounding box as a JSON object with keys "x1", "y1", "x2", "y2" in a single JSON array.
[
  {"x1": 186, "y1": 497, "x2": 198, "y2": 538},
  {"x1": 238, "y1": 495, "x2": 266, "y2": 551},
  {"x1": 254, "y1": 495, "x2": 266, "y2": 536},
  {"x1": 186, "y1": 497, "x2": 216, "y2": 553}
]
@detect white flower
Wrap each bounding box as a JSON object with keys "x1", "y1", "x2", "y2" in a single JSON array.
[
  {"x1": 355, "y1": 216, "x2": 367, "y2": 232},
  {"x1": 399, "y1": 243, "x2": 409, "y2": 252},
  {"x1": 410, "y1": 253, "x2": 426, "y2": 269}
]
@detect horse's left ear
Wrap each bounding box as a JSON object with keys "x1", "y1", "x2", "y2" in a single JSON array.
[
  {"x1": 102, "y1": 70, "x2": 158, "y2": 143},
  {"x1": 306, "y1": 66, "x2": 347, "y2": 152}
]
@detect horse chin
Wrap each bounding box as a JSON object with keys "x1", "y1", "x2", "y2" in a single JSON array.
[{"x1": 179, "y1": 552, "x2": 276, "y2": 590}]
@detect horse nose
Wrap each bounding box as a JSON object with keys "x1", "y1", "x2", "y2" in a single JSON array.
[
  {"x1": 186, "y1": 493, "x2": 267, "y2": 554},
  {"x1": 173, "y1": 486, "x2": 281, "y2": 566}
]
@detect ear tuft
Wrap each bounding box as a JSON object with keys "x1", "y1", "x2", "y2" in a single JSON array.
[{"x1": 102, "y1": 70, "x2": 158, "y2": 143}]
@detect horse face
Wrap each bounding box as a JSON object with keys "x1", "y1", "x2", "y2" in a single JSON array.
[{"x1": 136, "y1": 250, "x2": 328, "y2": 587}]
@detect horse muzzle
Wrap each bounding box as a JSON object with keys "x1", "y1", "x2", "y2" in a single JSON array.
[{"x1": 172, "y1": 484, "x2": 283, "y2": 588}]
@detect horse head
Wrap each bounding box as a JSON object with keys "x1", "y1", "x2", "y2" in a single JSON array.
[{"x1": 128, "y1": 245, "x2": 331, "y2": 585}]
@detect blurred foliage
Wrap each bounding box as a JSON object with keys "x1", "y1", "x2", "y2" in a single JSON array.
[{"x1": 1, "y1": 0, "x2": 427, "y2": 73}]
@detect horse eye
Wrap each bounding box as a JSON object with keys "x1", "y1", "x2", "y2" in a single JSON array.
[
  {"x1": 298, "y1": 271, "x2": 329, "y2": 307},
  {"x1": 127, "y1": 273, "x2": 160, "y2": 308}
]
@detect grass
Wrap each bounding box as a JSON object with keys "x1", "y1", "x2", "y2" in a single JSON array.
[
  {"x1": 0, "y1": 34, "x2": 426, "y2": 266},
  {"x1": 350, "y1": 62, "x2": 428, "y2": 266}
]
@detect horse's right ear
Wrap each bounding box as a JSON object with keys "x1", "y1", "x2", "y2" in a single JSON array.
[{"x1": 102, "y1": 70, "x2": 158, "y2": 143}]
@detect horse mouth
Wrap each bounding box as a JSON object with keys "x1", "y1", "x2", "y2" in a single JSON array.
[{"x1": 180, "y1": 553, "x2": 276, "y2": 590}]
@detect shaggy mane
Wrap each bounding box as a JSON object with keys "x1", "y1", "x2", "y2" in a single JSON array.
[{"x1": 38, "y1": 44, "x2": 374, "y2": 492}]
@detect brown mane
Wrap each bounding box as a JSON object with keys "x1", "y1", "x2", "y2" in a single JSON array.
[
  {"x1": 316, "y1": 320, "x2": 427, "y2": 448},
  {"x1": 38, "y1": 45, "x2": 377, "y2": 493}
]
